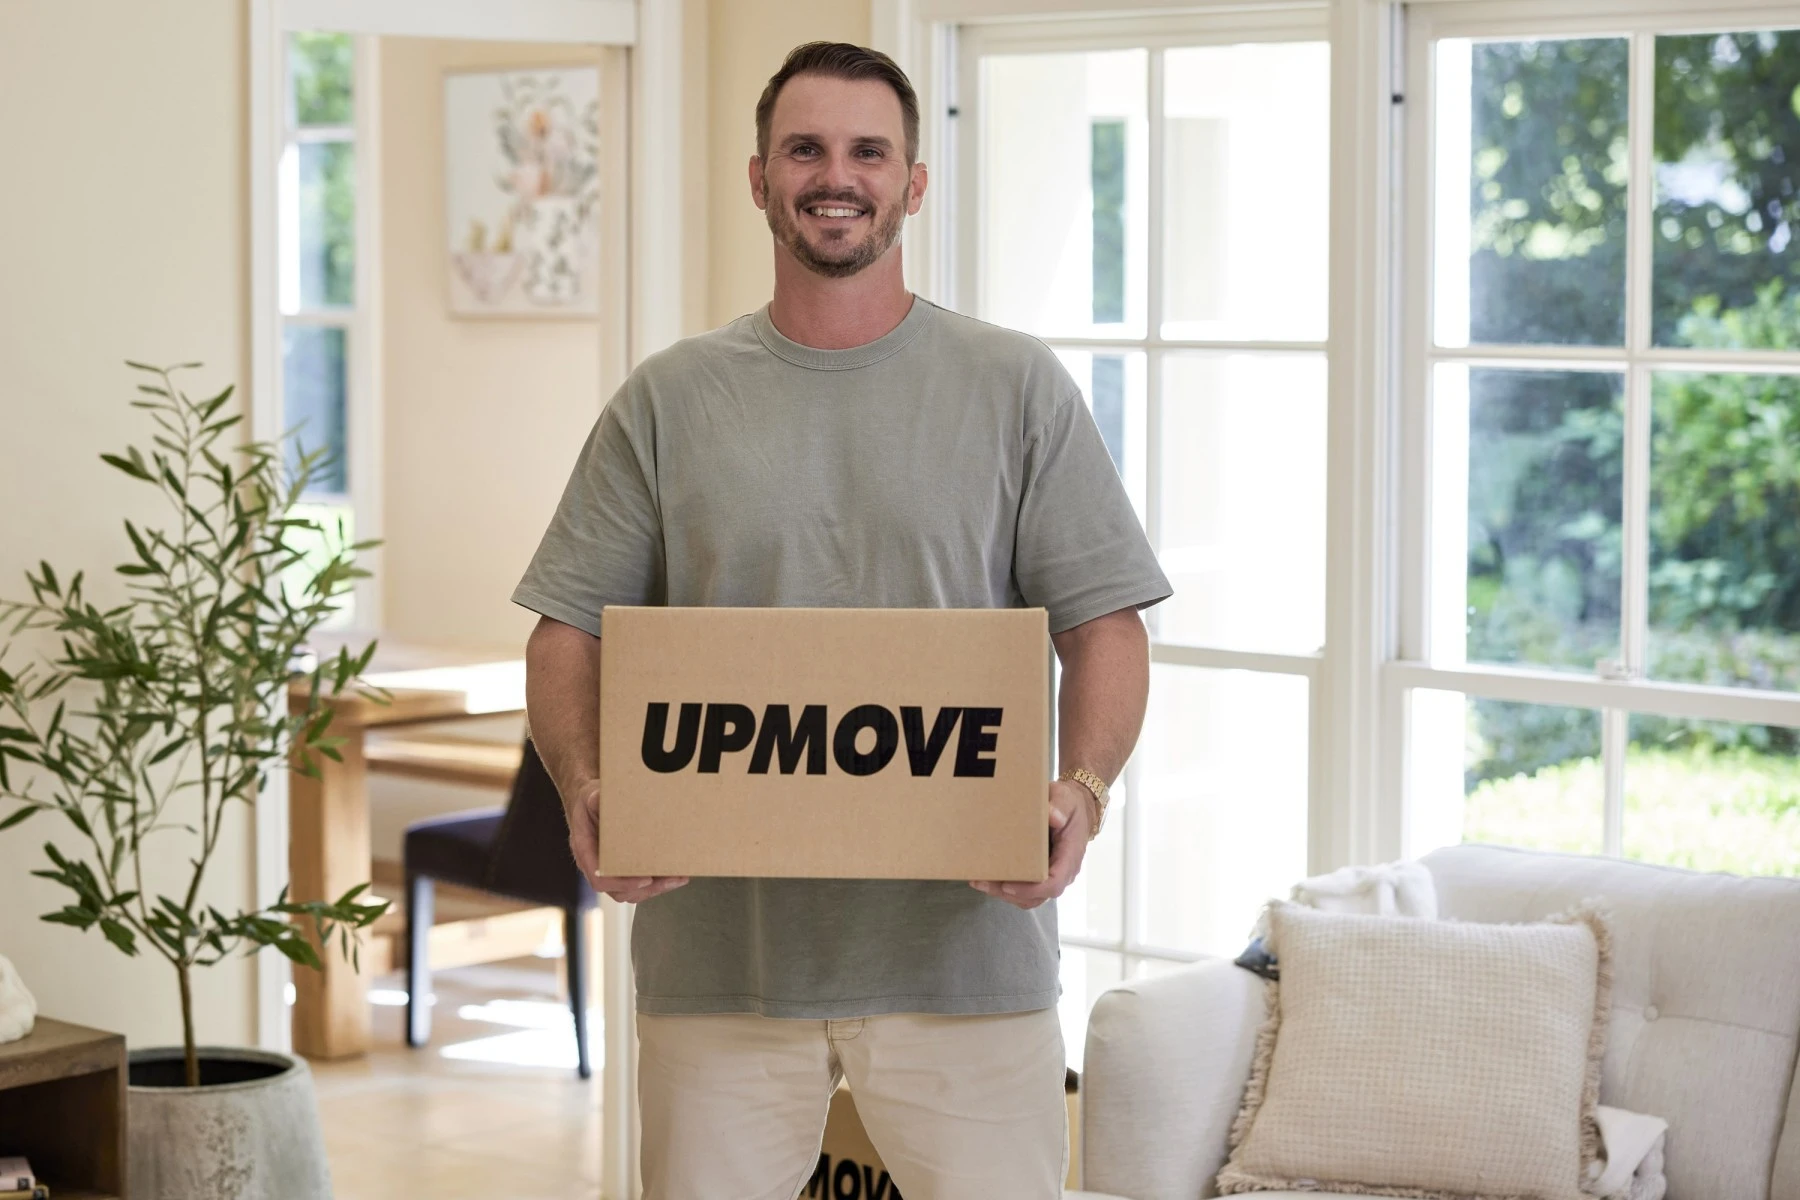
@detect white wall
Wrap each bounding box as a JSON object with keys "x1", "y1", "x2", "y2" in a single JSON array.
[
  {"x1": 0, "y1": 0, "x2": 257, "y2": 1049},
  {"x1": 378, "y1": 38, "x2": 630, "y2": 654}
]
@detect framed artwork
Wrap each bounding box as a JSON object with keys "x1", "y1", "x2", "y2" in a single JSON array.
[{"x1": 444, "y1": 65, "x2": 601, "y2": 317}]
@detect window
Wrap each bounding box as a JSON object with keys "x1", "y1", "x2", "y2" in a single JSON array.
[
  {"x1": 956, "y1": 14, "x2": 1331, "y2": 1064},
  {"x1": 280, "y1": 31, "x2": 367, "y2": 627},
  {"x1": 1400, "y1": 8, "x2": 1800, "y2": 877}
]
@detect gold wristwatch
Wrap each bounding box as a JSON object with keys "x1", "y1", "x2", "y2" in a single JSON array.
[{"x1": 1058, "y1": 767, "x2": 1110, "y2": 840}]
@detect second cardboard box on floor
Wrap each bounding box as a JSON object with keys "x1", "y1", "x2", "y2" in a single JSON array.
[{"x1": 598, "y1": 606, "x2": 1049, "y2": 882}]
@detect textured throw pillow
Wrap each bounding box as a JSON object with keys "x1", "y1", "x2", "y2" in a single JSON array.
[{"x1": 1216, "y1": 901, "x2": 1612, "y2": 1200}]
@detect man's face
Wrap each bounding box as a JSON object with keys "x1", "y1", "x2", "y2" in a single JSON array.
[{"x1": 753, "y1": 74, "x2": 925, "y2": 279}]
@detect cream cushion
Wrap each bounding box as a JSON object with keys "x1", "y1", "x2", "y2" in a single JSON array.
[{"x1": 1216, "y1": 901, "x2": 1611, "y2": 1200}]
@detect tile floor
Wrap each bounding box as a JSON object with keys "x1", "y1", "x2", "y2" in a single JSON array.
[{"x1": 312, "y1": 958, "x2": 604, "y2": 1200}]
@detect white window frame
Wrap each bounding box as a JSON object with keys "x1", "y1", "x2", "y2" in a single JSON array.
[
  {"x1": 945, "y1": 6, "x2": 1336, "y2": 984},
  {"x1": 1394, "y1": 0, "x2": 1800, "y2": 860},
  {"x1": 277, "y1": 32, "x2": 383, "y2": 630}
]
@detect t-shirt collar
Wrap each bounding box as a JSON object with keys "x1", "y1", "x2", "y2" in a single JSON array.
[{"x1": 752, "y1": 295, "x2": 933, "y2": 371}]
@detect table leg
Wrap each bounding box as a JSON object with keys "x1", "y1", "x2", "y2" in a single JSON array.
[{"x1": 289, "y1": 726, "x2": 371, "y2": 1060}]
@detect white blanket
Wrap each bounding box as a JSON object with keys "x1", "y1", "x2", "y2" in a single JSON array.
[
  {"x1": 1588, "y1": 1106, "x2": 1668, "y2": 1200},
  {"x1": 1252, "y1": 859, "x2": 1439, "y2": 941}
]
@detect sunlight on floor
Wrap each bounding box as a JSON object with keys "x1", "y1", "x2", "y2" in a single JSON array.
[
  {"x1": 441, "y1": 998, "x2": 603, "y2": 1070},
  {"x1": 310, "y1": 958, "x2": 604, "y2": 1200}
]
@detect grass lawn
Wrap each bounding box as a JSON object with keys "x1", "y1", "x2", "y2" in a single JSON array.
[{"x1": 1464, "y1": 746, "x2": 1800, "y2": 877}]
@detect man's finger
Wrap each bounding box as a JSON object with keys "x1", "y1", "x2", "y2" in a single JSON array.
[{"x1": 606, "y1": 876, "x2": 689, "y2": 904}]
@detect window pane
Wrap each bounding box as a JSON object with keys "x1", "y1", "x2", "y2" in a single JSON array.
[
  {"x1": 283, "y1": 500, "x2": 356, "y2": 631},
  {"x1": 289, "y1": 32, "x2": 353, "y2": 126},
  {"x1": 1135, "y1": 666, "x2": 1309, "y2": 957},
  {"x1": 1161, "y1": 42, "x2": 1329, "y2": 342},
  {"x1": 1157, "y1": 354, "x2": 1326, "y2": 654},
  {"x1": 980, "y1": 50, "x2": 1147, "y2": 338},
  {"x1": 1054, "y1": 349, "x2": 1146, "y2": 521},
  {"x1": 1410, "y1": 689, "x2": 1604, "y2": 856},
  {"x1": 283, "y1": 324, "x2": 348, "y2": 495},
  {"x1": 1436, "y1": 38, "x2": 1628, "y2": 347},
  {"x1": 291, "y1": 141, "x2": 355, "y2": 310},
  {"x1": 1436, "y1": 365, "x2": 1623, "y2": 671},
  {"x1": 1649, "y1": 372, "x2": 1800, "y2": 692},
  {"x1": 1653, "y1": 31, "x2": 1800, "y2": 348},
  {"x1": 1626, "y1": 713, "x2": 1799, "y2": 876},
  {"x1": 1057, "y1": 948, "x2": 1124, "y2": 1072}
]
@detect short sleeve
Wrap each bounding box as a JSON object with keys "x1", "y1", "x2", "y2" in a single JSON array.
[
  {"x1": 511, "y1": 396, "x2": 664, "y2": 637},
  {"x1": 1014, "y1": 392, "x2": 1172, "y2": 633}
]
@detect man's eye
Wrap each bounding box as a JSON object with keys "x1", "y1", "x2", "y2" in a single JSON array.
[
  {"x1": 858, "y1": 148, "x2": 882, "y2": 159},
  {"x1": 792, "y1": 145, "x2": 818, "y2": 158}
]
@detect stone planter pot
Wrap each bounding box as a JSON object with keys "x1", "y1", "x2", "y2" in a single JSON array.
[{"x1": 128, "y1": 1046, "x2": 332, "y2": 1200}]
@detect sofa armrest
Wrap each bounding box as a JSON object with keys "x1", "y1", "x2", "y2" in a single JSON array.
[{"x1": 1080, "y1": 957, "x2": 1267, "y2": 1199}]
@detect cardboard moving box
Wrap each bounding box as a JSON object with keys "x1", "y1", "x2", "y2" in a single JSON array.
[{"x1": 598, "y1": 606, "x2": 1049, "y2": 881}]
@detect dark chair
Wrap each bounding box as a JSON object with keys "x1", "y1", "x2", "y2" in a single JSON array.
[{"x1": 402, "y1": 738, "x2": 595, "y2": 1078}]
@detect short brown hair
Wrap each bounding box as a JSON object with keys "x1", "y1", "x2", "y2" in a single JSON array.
[{"x1": 755, "y1": 42, "x2": 920, "y2": 164}]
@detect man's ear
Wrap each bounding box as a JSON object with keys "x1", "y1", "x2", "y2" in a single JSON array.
[
  {"x1": 907, "y1": 161, "x2": 929, "y2": 216},
  {"x1": 748, "y1": 154, "x2": 767, "y2": 211}
]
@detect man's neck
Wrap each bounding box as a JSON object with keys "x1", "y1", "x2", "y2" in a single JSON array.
[{"x1": 766, "y1": 249, "x2": 915, "y2": 350}]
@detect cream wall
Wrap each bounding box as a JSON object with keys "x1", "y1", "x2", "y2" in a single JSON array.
[
  {"x1": 0, "y1": 0, "x2": 870, "y2": 1048},
  {"x1": 0, "y1": 0, "x2": 257, "y2": 1050},
  {"x1": 706, "y1": 0, "x2": 872, "y2": 328},
  {"x1": 378, "y1": 38, "x2": 629, "y2": 653}
]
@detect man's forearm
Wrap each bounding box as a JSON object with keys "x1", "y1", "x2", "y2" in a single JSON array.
[
  {"x1": 525, "y1": 616, "x2": 604, "y2": 807},
  {"x1": 1051, "y1": 608, "x2": 1151, "y2": 785}
]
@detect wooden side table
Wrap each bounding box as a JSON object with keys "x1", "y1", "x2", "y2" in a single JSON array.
[{"x1": 0, "y1": 1017, "x2": 127, "y2": 1199}]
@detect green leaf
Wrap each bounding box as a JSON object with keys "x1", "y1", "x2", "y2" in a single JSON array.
[
  {"x1": 100, "y1": 453, "x2": 154, "y2": 482},
  {"x1": 99, "y1": 917, "x2": 138, "y2": 956},
  {"x1": 274, "y1": 935, "x2": 323, "y2": 971},
  {"x1": 146, "y1": 738, "x2": 186, "y2": 766},
  {"x1": 0, "y1": 805, "x2": 38, "y2": 832},
  {"x1": 41, "y1": 908, "x2": 98, "y2": 930}
]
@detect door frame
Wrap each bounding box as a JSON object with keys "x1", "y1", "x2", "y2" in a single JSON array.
[{"x1": 248, "y1": 3, "x2": 685, "y2": 1195}]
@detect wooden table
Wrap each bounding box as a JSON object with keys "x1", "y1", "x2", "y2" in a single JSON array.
[
  {"x1": 0, "y1": 1017, "x2": 127, "y2": 1199},
  {"x1": 287, "y1": 651, "x2": 525, "y2": 1060}
]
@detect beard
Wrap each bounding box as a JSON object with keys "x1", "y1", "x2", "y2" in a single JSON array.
[{"x1": 765, "y1": 181, "x2": 908, "y2": 279}]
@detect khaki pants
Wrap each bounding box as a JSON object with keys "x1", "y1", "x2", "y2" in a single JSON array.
[{"x1": 637, "y1": 1008, "x2": 1067, "y2": 1200}]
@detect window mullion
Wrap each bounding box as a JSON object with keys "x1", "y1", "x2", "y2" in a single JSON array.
[
  {"x1": 1621, "y1": 29, "x2": 1655, "y2": 680},
  {"x1": 1602, "y1": 708, "x2": 1628, "y2": 856},
  {"x1": 1124, "y1": 46, "x2": 1167, "y2": 958}
]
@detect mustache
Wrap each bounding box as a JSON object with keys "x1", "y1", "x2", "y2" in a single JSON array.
[{"x1": 793, "y1": 188, "x2": 875, "y2": 210}]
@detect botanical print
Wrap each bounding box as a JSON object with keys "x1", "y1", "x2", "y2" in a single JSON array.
[{"x1": 445, "y1": 67, "x2": 600, "y2": 316}]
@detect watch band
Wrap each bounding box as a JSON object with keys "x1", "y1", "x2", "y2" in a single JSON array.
[{"x1": 1058, "y1": 766, "x2": 1110, "y2": 840}]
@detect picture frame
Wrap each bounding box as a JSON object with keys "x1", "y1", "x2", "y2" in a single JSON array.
[{"x1": 444, "y1": 65, "x2": 601, "y2": 317}]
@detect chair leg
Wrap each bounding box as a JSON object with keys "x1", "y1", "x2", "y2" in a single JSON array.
[
  {"x1": 406, "y1": 872, "x2": 434, "y2": 1048},
  {"x1": 565, "y1": 906, "x2": 591, "y2": 1080}
]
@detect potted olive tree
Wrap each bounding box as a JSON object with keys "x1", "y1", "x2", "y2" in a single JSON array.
[{"x1": 0, "y1": 363, "x2": 388, "y2": 1199}]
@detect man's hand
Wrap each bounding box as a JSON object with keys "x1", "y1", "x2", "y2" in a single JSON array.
[
  {"x1": 565, "y1": 779, "x2": 690, "y2": 905},
  {"x1": 970, "y1": 779, "x2": 1094, "y2": 910}
]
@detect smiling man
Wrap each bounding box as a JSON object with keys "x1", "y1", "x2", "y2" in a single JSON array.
[{"x1": 515, "y1": 42, "x2": 1170, "y2": 1199}]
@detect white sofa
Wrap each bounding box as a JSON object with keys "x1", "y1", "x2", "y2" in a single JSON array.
[{"x1": 1067, "y1": 843, "x2": 1800, "y2": 1200}]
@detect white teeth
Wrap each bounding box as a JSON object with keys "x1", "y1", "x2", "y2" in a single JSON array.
[{"x1": 808, "y1": 206, "x2": 863, "y2": 218}]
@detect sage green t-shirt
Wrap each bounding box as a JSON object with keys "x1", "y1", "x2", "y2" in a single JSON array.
[{"x1": 513, "y1": 297, "x2": 1170, "y2": 1018}]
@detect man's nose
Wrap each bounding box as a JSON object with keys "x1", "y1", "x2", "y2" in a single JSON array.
[{"x1": 817, "y1": 148, "x2": 859, "y2": 193}]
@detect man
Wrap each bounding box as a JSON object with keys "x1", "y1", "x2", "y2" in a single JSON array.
[{"x1": 515, "y1": 41, "x2": 1170, "y2": 1199}]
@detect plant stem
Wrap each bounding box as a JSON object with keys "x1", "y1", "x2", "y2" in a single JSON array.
[{"x1": 178, "y1": 960, "x2": 199, "y2": 1088}]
